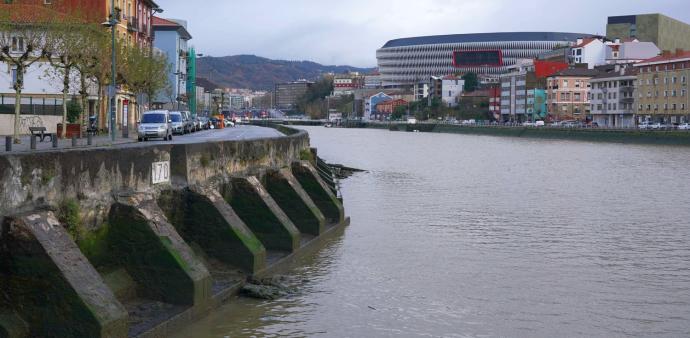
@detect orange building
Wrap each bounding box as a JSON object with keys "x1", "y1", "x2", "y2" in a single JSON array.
[{"x1": 375, "y1": 99, "x2": 408, "y2": 117}]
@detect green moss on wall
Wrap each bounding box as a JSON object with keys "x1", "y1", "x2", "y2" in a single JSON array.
[
  {"x1": 227, "y1": 180, "x2": 295, "y2": 252},
  {"x1": 108, "y1": 204, "x2": 195, "y2": 305},
  {"x1": 293, "y1": 169, "x2": 341, "y2": 224},
  {"x1": 58, "y1": 199, "x2": 83, "y2": 241},
  {"x1": 265, "y1": 174, "x2": 322, "y2": 236},
  {"x1": 1, "y1": 232, "x2": 102, "y2": 337}
]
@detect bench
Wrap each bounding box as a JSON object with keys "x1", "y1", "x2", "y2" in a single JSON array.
[{"x1": 29, "y1": 127, "x2": 52, "y2": 142}]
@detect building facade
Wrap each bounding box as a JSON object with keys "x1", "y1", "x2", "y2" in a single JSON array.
[
  {"x1": 0, "y1": 0, "x2": 160, "y2": 134},
  {"x1": 633, "y1": 50, "x2": 690, "y2": 124},
  {"x1": 440, "y1": 76, "x2": 464, "y2": 107},
  {"x1": 374, "y1": 99, "x2": 408, "y2": 118},
  {"x1": 569, "y1": 38, "x2": 606, "y2": 69},
  {"x1": 377, "y1": 32, "x2": 596, "y2": 86},
  {"x1": 153, "y1": 17, "x2": 192, "y2": 110},
  {"x1": 364, "y1": 92, "x2": 392, "y2": 121},
  {"x1": 274, "y1": 80, "x2": 312, "y2": 111},
  {"x1": 607, "y1": 14, "x2": 690, "y2": 52},
  {"x1": 605, "y1": 40, "x2": 660, "y2": 64},
  {"x1": 547, "y1": 68, "x2": 600, "y2": 121},
  {"x1": 589, "y1": 64, "x2": 636, "y2": 128}
]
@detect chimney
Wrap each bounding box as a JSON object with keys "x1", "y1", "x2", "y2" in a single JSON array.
[
  {"x1": 676, "y1": 48, "x2": 685, "y2": 56},
  {"x1": 662, "y1": 50, "x2": 672, "y2": 57}
]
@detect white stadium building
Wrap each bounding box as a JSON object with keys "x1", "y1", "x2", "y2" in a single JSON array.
[{"x1": 376, "y1": 32, "x2": 597, "y2": 86}]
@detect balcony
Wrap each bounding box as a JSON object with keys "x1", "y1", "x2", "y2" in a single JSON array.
[{"x1": 127, "y1": 17, "x2": 140, "y2": 32}]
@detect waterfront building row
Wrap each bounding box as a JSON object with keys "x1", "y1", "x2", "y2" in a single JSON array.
[{"x1": 0, "y1": 0, "x2": 200, "y2": 135}]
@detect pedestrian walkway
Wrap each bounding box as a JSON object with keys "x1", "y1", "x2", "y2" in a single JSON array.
[{"x1": 2, "y1": 134, "x2": 135, "y2": 154}]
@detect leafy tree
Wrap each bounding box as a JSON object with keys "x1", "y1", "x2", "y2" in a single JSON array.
[
  {"x1": 0, "y1": 12, "x2": 53, "y2": 143},
  {"x1": 121, "y1": 44, "x2": 170, "y2": 114},
  {"x1": 391, "y1": 104, "x2": 407, "y2": 120},
  {"x1": 462, "y1": 72, "x2": 478, "y2": 92},
  {"x1": 296, "y1": 75, "x2": 333, "y2": 116},
  {"x1": 66, "y1": 97, "x2": 81, "y2": 123}
]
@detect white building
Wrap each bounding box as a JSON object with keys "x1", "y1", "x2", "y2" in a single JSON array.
[
  {"x1": 499, "y1": 59, "x2": 536, "y2": 120},
  {"x1": 440, "y1": 76, "x2": 464, "y2": 107},
  {"x1": 364, "y1": 74, "x2": 382, "y2": 89},
  {"x1": 605, "y1": 39, "x2": 660, "y2": 64},
  {"x1": 589, "y1": 64, "x2": 637, "y2": 128},
  {"x1": 570, "y1": 38, "x2": 607, "y2": 69}
]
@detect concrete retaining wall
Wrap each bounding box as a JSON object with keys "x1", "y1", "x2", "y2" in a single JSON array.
[{"x1": 0, "y1": 127, "x2": 348, "y2": 338}]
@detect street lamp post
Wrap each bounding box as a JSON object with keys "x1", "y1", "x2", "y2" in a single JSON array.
[{"x1": 109, "y1": 0, "x2": 117, "y2": 141}]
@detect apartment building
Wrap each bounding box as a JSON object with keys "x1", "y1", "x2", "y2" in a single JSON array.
[
  {"x1": 633, "y1": 50, "x2": 690, "y2": 124},
  {"x1": 589, "y1": 64, "x2": 636, "y2": 127},
  {"x1": 547, "y1": 68, "x2": 600, "y2": 121}
]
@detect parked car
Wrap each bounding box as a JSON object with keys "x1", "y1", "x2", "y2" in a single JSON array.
[
  {"x1": 639, "y1": 121, "x2": 662, "y2": 130},
  {"x1": 522, "y1": 121, "x2": 535, "y2": 127},
  {"x1": 193, "y1": 117, "x2": 203, "y2": 131},
  {"x1": 137, "y1": 110, "x2": 172, "y2": 141},
  {"x1": 678, "y1": 123, "x2": 690, "y2": 130},
  {"x1": 169, "y1": 111, "x2": 185, "y2": 135},
  {"x1": 180, "y1": 111, "x2": 194, "y2": 133},
  {"x1": 225, "y1": 119, "x2": 235, "y2": 128},
  {"x1": 535, "y1": 120, "x2": 545, "y2": 127}
]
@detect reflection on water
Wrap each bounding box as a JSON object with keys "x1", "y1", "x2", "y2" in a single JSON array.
[{"x1": 174, "y1": 127, "x2": 690, "y2": 337}]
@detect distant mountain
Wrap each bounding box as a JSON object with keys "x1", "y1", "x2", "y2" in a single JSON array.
[{"x1": 196, "y1": 55, "x2": 375, "y2": 91}]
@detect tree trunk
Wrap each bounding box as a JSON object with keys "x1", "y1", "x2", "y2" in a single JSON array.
[
  {"x1": 80, "y1": 72, "x2": 88, "y2": 129},
  {"x1": 62, "y1": 69, "x2": 70, "y2": 139},
  {"x1": 13, "y1": 87, "x2": 22, "y2": 144}
]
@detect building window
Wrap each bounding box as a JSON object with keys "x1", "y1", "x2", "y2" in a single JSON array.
[
  {"x1": 11, "y1": 37, "x2": 24, "y2": 52},
  {"x1": 563, "y1": 80, "x2": 568, "y2": 88},
  {"x1": 574, "y1": 93, "x2": 581, "y2": 101},
  {"x1": 672, "y1": 104, "x2": 677, "y2": 110},
  {"x1": 613, "y1": 103, "x2": 617, "y2": 110},
  {"x1": 654, "y1": 78, "x2": 658, "y2": 85},
  {"x1": 682, "y1": 89, "x2": 687, "y2": 97},
  {"x1": 10, "y1": 68, "x2": 18, "y2": 88}
]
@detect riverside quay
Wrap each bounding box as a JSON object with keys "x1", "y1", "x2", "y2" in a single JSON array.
[{"x1": 0, "y1": 125, "x2": 349, "y2": 337}]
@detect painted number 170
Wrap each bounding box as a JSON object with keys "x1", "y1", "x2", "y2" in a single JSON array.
[{"x1": 152, "y1": 161, "x2": 170, "y2": 184}]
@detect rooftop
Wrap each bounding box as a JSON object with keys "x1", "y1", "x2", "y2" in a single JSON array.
[
  {"x1": 153, "y1": 16, "x2": 192, "y2": 40},
  {"x1": 551, "y1": 68, "x2": 601, "y2": 77},
  {"x1": 635, "y1": 50, "x2": 690, "y2": 66},
  {"x1": 381, "y1": 32, "x2": 598, "y2": 48}
]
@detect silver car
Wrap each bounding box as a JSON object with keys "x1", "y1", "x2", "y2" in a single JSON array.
[
  {"x1": 169, "y1": 111, "x2": 185, "y2": 135},
  {"x1": 138, "y1": 110, "x2": 173, "y2": 141}
]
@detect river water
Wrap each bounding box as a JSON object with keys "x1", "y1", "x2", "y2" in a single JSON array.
[{"x1": 174, "y1": 127, "x2": 690, "y2": 337}]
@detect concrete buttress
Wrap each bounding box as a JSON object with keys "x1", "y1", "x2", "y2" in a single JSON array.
[
  {"x1": 264, "y1": 169, "x2": 326, "y2": 236},
  {"x1": 109, "y1": 193, "x2": 212, "y2": 308},
  {"x1": 226, "y1": 177, "x2": 301, "y2": 252},
  {"x1": 0, "y1": 211, "x2": 129, "y2": 338},
  {"x1": 292, "y1": 161, "x2": 344, "y2": 224}
]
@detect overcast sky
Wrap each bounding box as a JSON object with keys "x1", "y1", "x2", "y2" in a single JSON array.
[{"x1": 159, "y1": 0, "x2": 690, "y2": 67}]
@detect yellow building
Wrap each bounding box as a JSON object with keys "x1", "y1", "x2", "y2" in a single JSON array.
[{"x1": 633, "y1": 50, "x2": 690, "y2": 124}]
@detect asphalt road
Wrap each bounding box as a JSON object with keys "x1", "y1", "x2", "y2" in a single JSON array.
[
  {"x1": 145, "y1": 125, "x2": 284, "y2": 145},
  {"x1": 2, "y1": 125, "x2": 285, "y2": 154}
]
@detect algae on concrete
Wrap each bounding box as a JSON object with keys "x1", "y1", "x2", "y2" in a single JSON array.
[
  {"x1": 292, "y1": 163, "x2": 344, "y2": 224},
  {"x1": 226, "y1": 178, "x2": 300, "y2": 252},
  {"x1": 264, "y1": 170, "x2": 325, "y2": 236}
]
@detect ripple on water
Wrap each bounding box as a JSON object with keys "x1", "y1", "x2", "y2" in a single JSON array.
[{"x1": 173, "y1": 127, "x2": 690, "y2": 338}]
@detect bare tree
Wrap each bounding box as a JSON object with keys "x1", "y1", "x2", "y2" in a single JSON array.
[
  {"x1": 0, "y1": 12, "x2": 53, "y2": 143},
  {"x1": 46, "y1": 20, "x2": 94, "y2": 138}
]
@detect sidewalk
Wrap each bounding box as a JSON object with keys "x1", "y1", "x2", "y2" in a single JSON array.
[{"x1": 2, "y1": 134, "x2": 136, "y2": 154}]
